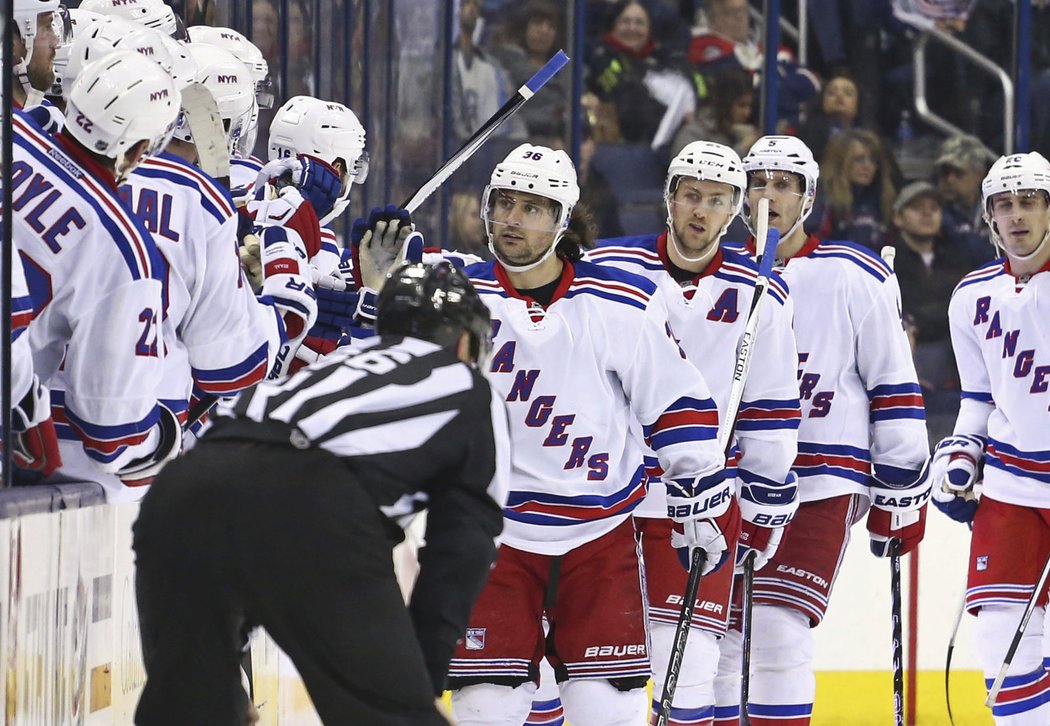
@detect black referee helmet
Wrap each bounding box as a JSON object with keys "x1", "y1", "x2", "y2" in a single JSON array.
[{"x1": 376, "y1": 261, "x2": 493, "y2": 365}]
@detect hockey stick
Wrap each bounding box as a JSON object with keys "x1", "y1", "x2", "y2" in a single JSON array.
[
  {"x1": 890, "y1": 539, "x2": 905, "y2": 726},
  {"x1": 879, "y1": 244, "x2": 906, "y2": 726},
  {"x1": 656, "y1": 198, "x2": 780, "y2": 726},
  {"x1": 180, "y1": 82, "x2": 231, "y2": 188},
  {"x1": 944, "y1": 590, "x2": 966, "y2": 726},
  {"x1": 984, "y1": 550, "x2": 1050, "y2": 707},
  {"x1": 741, "y1": 553, "x2": 755, "y2": 726},
  {"x1": 184, "y1": 53, "x2": 571, "y2": 432},
  {"x1": 400, "y1": 49, "x2": 569, "y2": 213}
]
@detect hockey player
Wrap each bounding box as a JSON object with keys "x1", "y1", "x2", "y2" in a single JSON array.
[
  {"x1": 12, "y1": 51, "x2": 182, "y2": 495},
  {"x1": 729, "y1": 135, "x2": 931, "y2": 724},
  {"x1": 11, "y1": 0, "x2": 68, "y2": 108},
  {"x1": 446, "y1": 144, "x2": 735, "y2": 726},
  {"x1": 186, "y1": 24, "x2": 273, "y2": 158},
  {"x1": 931, "y1": 151, "x2": 1050, "y2": 724},
  {"x1": 587, "y1": 140, "x2": 801, "y2": 726},
  {"x1": 133, "y1": 261, "x2": 509, "y2": 726}
]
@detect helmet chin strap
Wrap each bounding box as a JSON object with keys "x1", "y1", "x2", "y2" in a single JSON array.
[
  {"x1": 744, "y1": 196, "x2": 811, "y2": 253},
  {"x1": 1004, "y1": 225, "x2": 1050, "y2": 264},
  {"x1": 488, "y1": 231, "x2": 563, "y2": 273},
  {"x1": 15, "y1": 63, "x2": 45, "y2": 107}
]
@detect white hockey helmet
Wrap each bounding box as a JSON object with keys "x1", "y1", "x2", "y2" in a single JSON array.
[
  {"x1": 981, "y1": 152, "x2": 1050, "y2": 253},
  {"x1": 185, "y1": 42, "x2": 257, "y2": 158},
  {"x1": 50, "y1": 7, "x2": 105, "y2": 97},
  {"x1": 78, "y1": 0, "x2": 181, "y2": 38},
  {"x1": 60, "y1": 18, "x2": 176, "y2": 99},
  {"x1": 743, "y1": 135, "x2": 820, "y2": 235},
  {"x1": 187, "y1": 25, "x2": 273, "y2": 109},
  {"x1": 482, "y1": 143, "x2": 580, "y2": 272},
  {"x1": 65, "y1": 50, "x2": 179, "y2": 181},
  {"x1": 268, "y1": 96, "x2": 369, "y2": 224},
  {"x1": 156, "y1": 32, "x2": 197, "y2": 90},
  {"x1": 665, "y1": 140, "x2": 746, "y2": 235},
  {"x1": 13, "y1": 0, "x2": 67, "y2": 67}
]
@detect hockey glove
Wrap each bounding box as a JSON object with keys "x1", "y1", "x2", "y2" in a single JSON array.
[
  {"x1": 247, "y1": 184, "x2": 323, "y2": 261},
  {"x1": 666, "y1": 469, "x2": 738, "y2": 575},
  {"x1": 350, "y1": 205, "x2": 425, "y2": 290},
  {"x1": 929, "y1": 434, "x2": 983, "y2": 525},
  {"x1": 10, "y1": 377, "x2": 62, "y2": 477},
  {"x1": 258, "y1": 225, "x2": 318, "y2": 341},
  {"x1": 310, "y1": 285, "x2": 360, "y2": 340},
  {"x1": 256, "y1": 154, "x2": 343, "y2": 221},
  {"x1": 116, "y1": 403, "x2": 182, "y2": 487},
  {"x1": 736, "y1": 471, "x2": 799, "y2": 572},
  {"x1": 866, "y1": 460, "x2": 932, "y2": 558}
]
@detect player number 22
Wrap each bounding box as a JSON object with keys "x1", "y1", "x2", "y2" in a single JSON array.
[{"x1": 136, "y1": 307, "x2": 159, "y2": 357}]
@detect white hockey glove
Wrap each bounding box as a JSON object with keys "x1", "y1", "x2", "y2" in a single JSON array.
[
  {"x1": 116, "y1": 403, "x2": 182, "y2": 487},
  {"x1": 866, "y1": 460, "x2": 932, "y2": 558},
  {"x1": 257, "y1": 226, "x2": 318, "y2": 379},
  {"x1": 930, "y1": 434, "x2": 983, "y2": 525},
  {"x1": 736, "y1": 471, "x2": 799, "y2": 572},
  {"x1": 350, "y1": 205, "x2": 425, "y2": 291},
  {"x1": 666, "y1": 469, "x2": 739, "y2": 575}
]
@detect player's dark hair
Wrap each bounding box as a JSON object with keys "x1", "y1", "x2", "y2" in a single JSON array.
[{"x1": 556, "y1": 202, "x2": 598, "y2": 261}]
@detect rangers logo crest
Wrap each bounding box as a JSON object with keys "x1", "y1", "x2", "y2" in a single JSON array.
[
  {"x1": 465, "y1": 628, "x2": 486, "y2": 650},
  {"x1": 976, "y1": 555, "x2": 988, "y2": 571}
]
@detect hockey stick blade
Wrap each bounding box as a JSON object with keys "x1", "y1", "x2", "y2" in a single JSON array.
[
  {"x1": 400, "y1": 50, "x2": 569, "y2": 213},
  {"x1": 180, "y1": 82, "x2": 231, "y2": 185},
  {"x1": 945, "y1": 591, "x2": 966, "y2": 726}
]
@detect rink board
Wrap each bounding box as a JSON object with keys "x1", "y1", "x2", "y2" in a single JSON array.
[{"x1": 0, "y1": 490, "x2": 998, "y2": 724}]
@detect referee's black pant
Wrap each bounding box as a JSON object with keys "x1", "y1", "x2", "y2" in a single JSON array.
[{"x1": 133, "y1": 438, "x2": 446, "y2": 725}]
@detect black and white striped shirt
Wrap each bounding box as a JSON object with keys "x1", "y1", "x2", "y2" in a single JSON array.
[{"x1": 211, "y1": 335, "x2": 511, "y2": 690}]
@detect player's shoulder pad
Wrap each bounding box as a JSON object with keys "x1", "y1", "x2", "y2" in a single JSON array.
[
  {"x1": 587, "y1": 233, "x2": 662, "y2": 268},
  {"x1": 810, "y1": 239, "x2": 893, "y2": 282},
  {"x1": 137, "y1": 151, "x2": 236, "y2": 220},
  {"x1": 463, "y1": 260, "x2": 504, "y2": 296},
  {"x1": 952, "y1": 257, "x2": 1008, "y2": 298},
  {"x1": 719, "y1": 246, "x2": 790, "y2": 303},
  {"x1": 569, "y1": 258, "x2": 658, "y2": 311}
]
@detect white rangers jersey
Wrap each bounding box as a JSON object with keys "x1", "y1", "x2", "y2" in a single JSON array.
[
  {"x1": 744, "y1": 235, "x2": 929, "y2": 501},
  {"x1": 10, "y1": 245, "x2": 41, "y2": 416},
  {"x1": 467, "y1": 258, "x2": 726, "y2": 555},
  {"x1": 588, "y1": 233, "x2": 801, "y2": 517},
  {"x1": 948, "y1": 258, "x2": 1050, "y2": 508},
  {"x1": 10, "y1": 112, "x2": 167, "y2": 474}
]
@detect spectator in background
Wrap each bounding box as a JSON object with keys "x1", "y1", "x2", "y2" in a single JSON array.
[
  {"x1": 452, "y1": 0, "x2": 526, "y2": 143},
  {"x1": 888, "y1": 181, "x2": 973, "y2": 442},
  {"x1": 798, "y1": 74, "x2": 862, "y2": 162},
  {"x1": 934, "y1": 134, "x2": 997, "y2": 265},
  {"x1": 490, "y1": 0, "x2": 568, "y2": 139},
  {"x1": 689, "y1": 0, "x2": 819, "y2": 130},
  {"x1": 813, "y1": 128, "x2": 899, "y2": 251},
  {"x1": 585, "y1": 0, "x2": 696, "y2": 149},
  {"x1": 670, "y1": 65, "x2": 759, "y2": 158},
  {"x1": 578, "y1": 118, "x2": 626, "y2": 238}
]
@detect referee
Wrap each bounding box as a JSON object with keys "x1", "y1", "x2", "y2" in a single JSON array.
[{"x1": 133, "y1": 262, "x2": 510, "y2": 725}]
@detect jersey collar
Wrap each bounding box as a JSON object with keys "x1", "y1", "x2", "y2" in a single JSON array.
[
  {"x1": 1003, "y1": 254, "x2": 1050, "y2": 281},
  {"x1": 55, "y1": 132, "x2": 118, "y2": 191},
  {"x1": 494, "y1": 258, "x2": 575, "y2": 308},
  {"x1": 657, "y1": 230, "x2": 724, "y2": 284}
]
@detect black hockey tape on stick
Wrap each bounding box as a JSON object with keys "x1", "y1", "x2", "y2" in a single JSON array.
[
  {"x1": 984, "y1": 550, "x2": 1050, "y2": 707},
  {"x1": 890, "y1": 541, "x2": 905, "y2": 726},
  {"x1": 400, "y1": 49, "x2": 569, "y2": 213},
  {"x1": 741, "y1": 552, "x2": 756, "y2": 726},
  {"x1": 657, "y1": 199, "x2": 780, "y2": 726},
  {"x1": 181, "y1": 82, "x2": 231, "y2": 188}
]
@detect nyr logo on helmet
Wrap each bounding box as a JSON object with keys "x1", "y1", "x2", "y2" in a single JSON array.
[
  {"x1": 149, "y1": 89, "x2": 170, "y2": 102},
  {"x1": 220, "y1": 32, "x2": 239, "y2": 40},
  {"x1": 113, "y1": 0, "x2": 141, "y2": 5},
  {"x1": 216, "y1": 74, "x2": 240, "y2": 84},
  {"x1": 137, "y1": 47, "x2": 155, "y2": 56}
]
